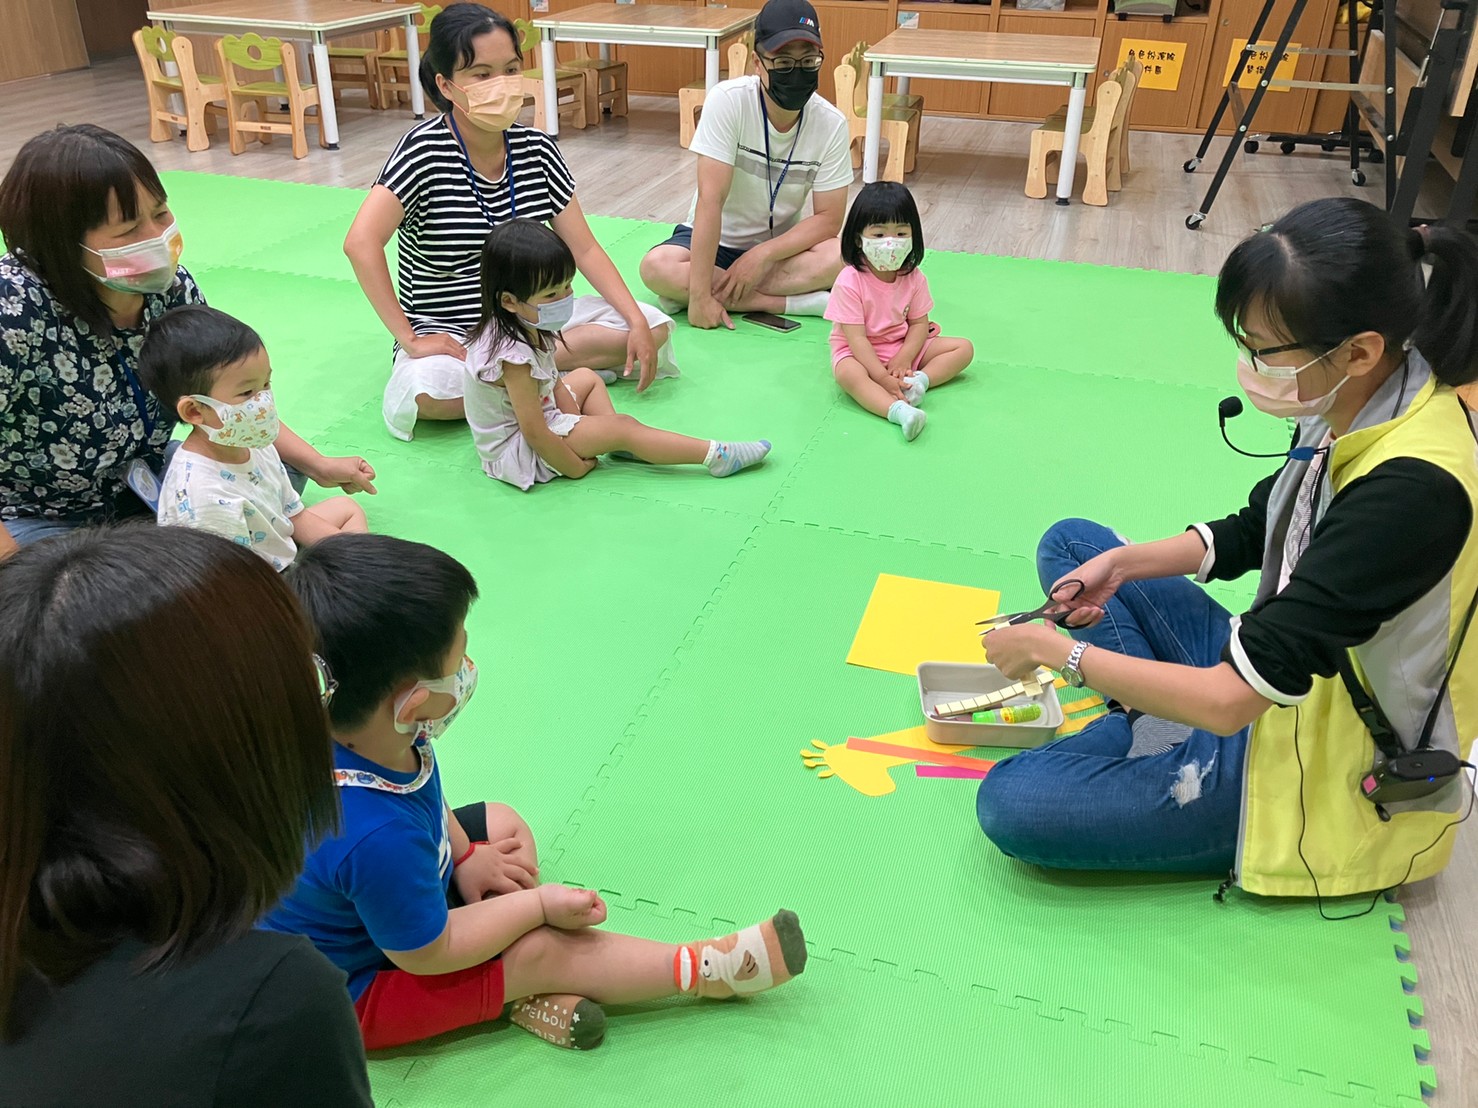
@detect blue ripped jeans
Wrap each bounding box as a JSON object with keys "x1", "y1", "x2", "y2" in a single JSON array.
[{"x1": 975, "y1": 518, "x2": 1250, "y2": 874}]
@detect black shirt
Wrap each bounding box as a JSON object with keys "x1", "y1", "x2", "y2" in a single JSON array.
[
  {"x1": 0, "y1": 930, "x2": 372, "y2": 1108},
  {"x1": 1201, "y1": 457, "x2": 1473, "y2": 700}
]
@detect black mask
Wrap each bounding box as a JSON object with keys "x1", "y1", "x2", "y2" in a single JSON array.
[{"x1": 765, "y1": 65, "x2": 818, "y2": 111}]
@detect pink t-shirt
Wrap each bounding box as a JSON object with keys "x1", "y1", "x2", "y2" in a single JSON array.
[{"x1": 825, "y1": 265, "x2": 934, "y2": 365}]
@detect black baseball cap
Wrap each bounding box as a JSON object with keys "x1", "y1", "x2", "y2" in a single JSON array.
[{"x1": 755, "y1": 0, "x2": 823, "y2": 54}]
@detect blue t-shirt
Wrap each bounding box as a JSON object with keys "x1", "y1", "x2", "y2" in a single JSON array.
[{"x1": 261, "y1": 741, "x2": 453, "y2": 1000}]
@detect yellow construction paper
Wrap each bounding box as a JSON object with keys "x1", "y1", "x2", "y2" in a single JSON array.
[
  {"x1": 1120, "y1": 39, "x2": 1187, "y2": 92},
  {"x1": 802, "y1": 726, "x2": 969, "y2": 798},
  {"x1": 845, "y1": 574, "x2": 1000, "y2": 675}
]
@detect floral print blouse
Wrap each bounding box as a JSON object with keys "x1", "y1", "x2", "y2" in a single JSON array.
[{"x1": 0, "y1": 253, "x2": 203, "y2": 522}]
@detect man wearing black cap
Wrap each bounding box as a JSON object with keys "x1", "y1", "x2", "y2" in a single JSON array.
[{"x1": 639, "y1": 0, "x2": 852, "y2": 330}]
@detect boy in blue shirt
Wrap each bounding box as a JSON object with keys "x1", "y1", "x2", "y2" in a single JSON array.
[{"x1": 264, "y1": 533, "x2": 806, "y2": 1050}]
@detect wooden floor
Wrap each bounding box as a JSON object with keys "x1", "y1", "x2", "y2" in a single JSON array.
[{"x1": 3, "y1": 55, "x2": 1474, "y2": 1102}]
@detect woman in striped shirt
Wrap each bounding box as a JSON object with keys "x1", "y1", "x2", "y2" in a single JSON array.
[{"x1": 345, "y1": 4, "x2": 677, "y2": 442}]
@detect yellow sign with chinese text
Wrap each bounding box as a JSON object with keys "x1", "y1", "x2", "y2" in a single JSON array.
[
  {"x1": 1223, "y1": 38, "x2": 1300, "y2": 92},
  {"x1": 1121, "y1": 39, "x2": 1186, "y2": 91}
]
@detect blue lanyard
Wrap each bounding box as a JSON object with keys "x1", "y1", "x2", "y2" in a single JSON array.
[
  {"x1": 117, "y1": 348, "x2": 155, "y2": 437},
  {"x1": 758, "y1": 89, "x2": 803, "y2": 236},
  {"x1": 449, "y1": 115, "x2": 517, "y2": 222}
]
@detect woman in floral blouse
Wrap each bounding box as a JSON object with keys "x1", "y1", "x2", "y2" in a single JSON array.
[{"x1": 0, "y1": 125, "x2": 376, "y2": 548}]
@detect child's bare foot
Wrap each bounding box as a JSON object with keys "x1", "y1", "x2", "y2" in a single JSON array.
[
  {"x1": 508, "y1": 994, "x2": 606, "y2": 1050},
  {"x1": 674, "y1": 910, "x2": 807, "y2": 998}
]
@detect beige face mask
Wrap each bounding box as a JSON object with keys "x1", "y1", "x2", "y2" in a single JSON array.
[{"x1": 450, "y1": 74, "x2": 524, "y2": 132}]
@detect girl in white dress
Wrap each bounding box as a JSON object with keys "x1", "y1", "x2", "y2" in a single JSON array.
[{"x1": 464, "y1": 220, "x2": 771, "y2": 491}]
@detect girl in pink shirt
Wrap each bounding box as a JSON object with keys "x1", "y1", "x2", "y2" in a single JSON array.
[{"x1": 824, "y1": 183, "x2": 973, "y2": 440}]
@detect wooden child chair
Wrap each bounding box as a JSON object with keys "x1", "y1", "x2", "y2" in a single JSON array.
[
  {"x1": 678, "y1": 32, "x2": 752, "y2": 149},
  {"x1": 327, "y1": 38, "x2": 383, "y2": 109},
  {"x1": 216, "y1": 33, "x2": 329, "y2": 160},
  {"x1": 1025, "y1": 57, "x2": 1141, "y2": 206},
  {"x1": 513, "y1": 19, "x2": 588, "y2": 132},
  {"x1": 568, "y1": 42, "x2": 628, "y2": 122},
  {"x1": 834, "y1": 43, "x2": 922, "y2": 182},
  {"x1": 133, "y1": 27, "x2": 227, "y2": 153},
  {"x1": 375, "y1": 4, "x2": 441, "y2": 108}
]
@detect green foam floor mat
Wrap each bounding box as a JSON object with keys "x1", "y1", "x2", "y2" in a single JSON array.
[
  {"x1": 547, "y1": 522, "x2": 1429, "y2": 1106},
  {"x1": 133, "y1": 174, "x2": 1431, "y2": 1106}
]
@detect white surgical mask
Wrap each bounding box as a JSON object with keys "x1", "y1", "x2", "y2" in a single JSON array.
[
  {"x1": 530, "y1": 293, "x2": 575, "y2": 333},
  {"x1": 395, "y1": 656, "x2": 479, "y2": 740},
  {"x1": 83, "y1": 223, "x2": 183, "y2": 295},
  {"x1": 861, "y1": 234, "x2": 911, "y2": 273},
  {"x1": 189, "y1": 389, "x2": 280, "y2": 449}
]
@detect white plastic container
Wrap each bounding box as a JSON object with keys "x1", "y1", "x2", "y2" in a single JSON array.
[{"x1": 917, "y1": 661, "x2": 1063, "y2": 748}]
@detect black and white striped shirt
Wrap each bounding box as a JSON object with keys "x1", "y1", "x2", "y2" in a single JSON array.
[{"x1": 377, "y1": 119, "x2": 576, "y2": 339}]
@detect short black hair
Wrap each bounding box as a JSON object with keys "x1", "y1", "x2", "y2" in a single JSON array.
[
  {"x1": 468, "y1": 218, "x2": 577, "y2": 356},
  {"x1": 840, "y1": 181, "x2": 925, "y2": 275},
  {"x1": 1217, "y1": 197, "x2": 1478, "y2": 387},
  {"x1": 286, "y1": 534, "x2": 480, "y2": 730},
  {"x1": 137, "y1": 305, "x2": 264, "y2": 422},
  {"x1": 0, "y1": 525, "x2": 338, "y2": 1040},
  {"x1": 419, "y1": 2, "x2": 522, "y2": 113},
  {"x1": 0, "y1": 124, "x2": 170, "y2": 336}
]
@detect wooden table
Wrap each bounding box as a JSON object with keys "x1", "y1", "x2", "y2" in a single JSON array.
[
  {"x1": 147, "y1": 0, "x2": 425, "y2": 148},
  {"x1": 864, "y1": 30, "x2": 1100, "y2": 204},
  {"x1": 533, "y1": 3, "x2": 757, "y2": 138}
]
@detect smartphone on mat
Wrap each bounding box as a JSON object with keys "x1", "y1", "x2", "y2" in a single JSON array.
[{"x1": 744, "y1": 311, "x2": 801, "y2": 333}]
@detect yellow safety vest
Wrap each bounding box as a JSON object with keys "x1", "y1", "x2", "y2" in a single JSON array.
[{"x1": 1237, "y1": 376, "x2": 1478, "y2": 897}]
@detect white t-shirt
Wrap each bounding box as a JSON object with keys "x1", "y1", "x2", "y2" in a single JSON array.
[
  {"x1": 157, "y1": 443, "x2": 303, "y2": 570},
  {"x1": 685, "y1": 76, "x2": 853, "y2": 251}
]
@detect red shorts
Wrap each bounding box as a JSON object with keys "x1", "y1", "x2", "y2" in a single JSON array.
[{"x1": 353, "y1": 957, "x2": 506, "y2": 1050}]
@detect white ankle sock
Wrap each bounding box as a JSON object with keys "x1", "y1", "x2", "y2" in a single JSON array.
[
  {"x1": 704, "y1": 439, "x2": 772, "y2": 477},
  {"x1": 784, "y1": 291, "x2": 831, "y2": 316},
  {"x1": 887, "y1": 401, "x2": 926, "y2": 441}
]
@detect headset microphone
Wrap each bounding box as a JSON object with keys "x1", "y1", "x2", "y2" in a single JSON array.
[{"x1": 1218, "y1": 396, "x2": 1320, "y2": 462}]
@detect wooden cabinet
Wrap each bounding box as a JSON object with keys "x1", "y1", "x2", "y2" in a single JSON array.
[
  {"x1": 989, "y1": 11, "x2": 1098, "y2": 120},
  {"x1": 815, "y1": 0, "x2": 895, "y2": 105},
  {"x1": 1097, "y1": 13, "x2": 1208, "y2": 130},
  {"x1": 0, "y1": 0, "x2": 89, "y2": 82},
  {"x1": 896, "y1": 3, "x2": 994, "y2": 115},
  {"x1": 1197, "y1": 0, "x2": 1336, "y2": 134}
]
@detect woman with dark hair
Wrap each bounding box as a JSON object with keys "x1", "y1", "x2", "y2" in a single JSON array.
[
  {"x1": 0, "y1": 124, "x2": 376, "y2": 547},
  {"x1": 0, "y1": 525, "x2": 371, "y2": 1105},
  {"x1": 344, "y1": 3, "x2": 678, "y2": 442},
  {"x1": 976, "y1": 198, "x2": 1478, "y2": 903}
]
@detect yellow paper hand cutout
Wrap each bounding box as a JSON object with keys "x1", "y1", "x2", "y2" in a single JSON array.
[{"x1": 801, "y1": 739, "x2": 915, "y2": 798}]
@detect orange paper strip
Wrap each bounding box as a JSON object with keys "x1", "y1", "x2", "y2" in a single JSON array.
[{"x1": 847, "y1": 737, "x2": 997, "y2": 772}]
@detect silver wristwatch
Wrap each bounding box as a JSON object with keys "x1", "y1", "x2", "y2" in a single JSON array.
[{"x1": 1062, "y1": 640, "x2": 1091, "y2": 687}]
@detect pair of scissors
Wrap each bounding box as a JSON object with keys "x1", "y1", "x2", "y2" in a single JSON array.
[{"x1": 976, "y1": 579, "x2": 1086, "y2": 634}]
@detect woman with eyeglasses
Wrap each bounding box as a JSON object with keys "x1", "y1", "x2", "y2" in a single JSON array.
[
  {"x1": 976, "y1": 198, "x2": 1478, "y2": 904},
  {"x1": 0, "y1": 125, "x2": 377, "y2": 551},
  {"x1": 0, "y1": 526, "x2": 372, "y2": 1106},
  {"x1": 639, "y1": 0, "x2": 852, "y2": 331}
]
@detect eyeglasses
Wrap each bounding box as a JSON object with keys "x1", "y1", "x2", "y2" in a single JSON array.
[
  {"x1": 313, "y1": 654, "x2": 338, "y2": 708},
  {"x1": 1234, "y1": 335, "x2": 1348, "y2": 380},
  {"x1": 760, "y1": 53, "x2": 824, "y2": 72}
]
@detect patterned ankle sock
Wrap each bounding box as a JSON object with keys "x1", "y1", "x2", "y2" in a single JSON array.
[
  {"x1": 508, "y1": 994, "x2": 606, "y2": 1050},
  {"x1": 903, "y1": 372, "x2": 930, "y2": 405},
  {"x1": 704, "y1": 439, "x2": 772, "y2": 477},
  {"x1": 784, "y1": 291, "x2": 831, "y2": 316},
  {"x1": 673, "y1": 910, "x2": 807, "y2": 999},
  {"x1": 887, "y1": 401, "x2": 927, "y2": 441}
]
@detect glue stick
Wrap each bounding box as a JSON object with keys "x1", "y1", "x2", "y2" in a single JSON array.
[{"x1": 972, "y1": 704, "x2": 1042, "y2": 725}]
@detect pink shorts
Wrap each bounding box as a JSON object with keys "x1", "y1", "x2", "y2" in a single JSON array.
[{"x1": 830, "y1": 322, "x2": 941, "y2": 371}]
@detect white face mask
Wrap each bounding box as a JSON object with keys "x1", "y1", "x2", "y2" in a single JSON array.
[
  {"x1": 395, "y1": 655, "x2": 478, "y2": 740},
  {"x1": 189, "y1": 389, "x2": 280, "y2": 449},
  {"x1": 83, "y1": 222, "x2": 183, "y2": 295},
  {"x1": 529, "y1": 293, "x2": 575, "y2": 333},
  {"x1": 861, "y1": 235, "x2": 911, "y2": 273}
]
